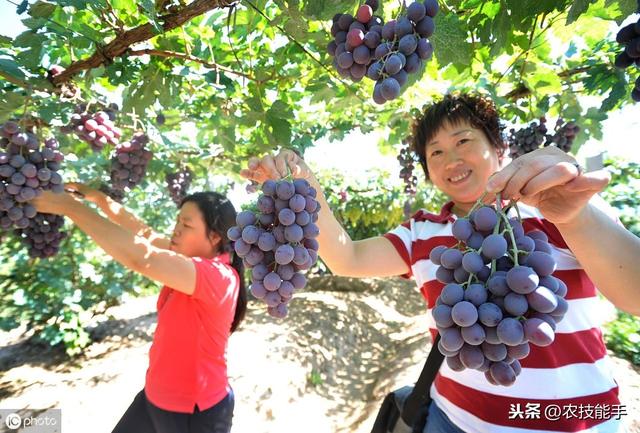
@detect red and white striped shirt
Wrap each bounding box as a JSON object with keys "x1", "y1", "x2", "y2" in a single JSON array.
[{"x1": 384, "y1": 200, "x2": 624, "y2": 433}]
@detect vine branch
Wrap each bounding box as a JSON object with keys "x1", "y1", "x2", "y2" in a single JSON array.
[{"x1": 51, "y1": 0, "x2": 239, "y2": 86}]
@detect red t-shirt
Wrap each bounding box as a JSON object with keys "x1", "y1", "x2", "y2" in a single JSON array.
[{"x1": 144, "y1": 253, "x2": 239, "y2": 413}]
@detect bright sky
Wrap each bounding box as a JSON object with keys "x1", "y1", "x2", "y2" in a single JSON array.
[{"x1": 1, "y1": 1, "x2": 638, "y2": 209}]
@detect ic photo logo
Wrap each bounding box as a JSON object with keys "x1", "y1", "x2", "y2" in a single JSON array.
[{"x1": 5, "y1": 412, "x2": 22, "y2": 430}]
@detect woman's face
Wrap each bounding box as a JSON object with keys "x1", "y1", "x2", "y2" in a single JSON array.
[
  {"x1": 170, "y1": 201, "x2": 220, "y2": 257},
  {"x1": 425, "y1": 120, "x2": 502, "y2": 208}
]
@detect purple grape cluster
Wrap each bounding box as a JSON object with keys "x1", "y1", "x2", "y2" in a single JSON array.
[
  {"x1": 327, "y1": 0, "x2": 438, "y2": 104},
  {"x1": 14, "y1": 213, "x2": 67, "y2": 258},
  {"x1": 0, "y1": 121, "x2": 64, "y2": 229},
  {"x1": 398, "y1": 141, "x2": 418, "y2": 194},
  {"x1": 227, "y1": 179, "x2": 321, "y2": 319},
  {"x1": 431, "y1": 204, "x2": 568, "y2": 386},
  {"x1": 614, "y1": 15, "x2": 640, "y2": 102},
  {"x1": 109, "y1": 132, "x2": 153, "y2": 192},
  {"x1": 548, "y1": 119, "x2": 580, "y2": 153},
  {"x1": 0, "y1": 121, "x2": 67, "y2": 258},
  {"x1": 508, "y1": 117, "x2": 580, "y2": 157},
  {"x1": 166, "y1": 168, "x2": 193, "y2": 206},
  {"x1": 507, "y1": 117, "x2": 548, "y2": 159},
  {"x1": 60, "y1": 103, "x2": 122, "y2": 152}
]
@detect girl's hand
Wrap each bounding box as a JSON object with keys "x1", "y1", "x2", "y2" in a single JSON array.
[
  {"x1": 487, "y1": 146, "x2": 610, "y2": 225},
  {"x1": 64, "y1": 182, "x2": 104, "y2": 204},
  {"x1": 240, "y1": 149, "x2": 315, "y2": 183},
  {"x1": 31, "y1": 189, "x2": 82, "y2": 216}
]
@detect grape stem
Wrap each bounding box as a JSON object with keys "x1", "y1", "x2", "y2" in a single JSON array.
[{"x1": 499, "y1": 205, "x2": 520, "y2": 267}]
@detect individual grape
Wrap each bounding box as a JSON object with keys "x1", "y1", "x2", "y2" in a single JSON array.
[
  {"x1": 464, "y1": 283, "x2": 488, "y2": 307},
  {"x1": 461, "y1": 251, "x2": 484, "y2": 274},
  {"x1": 440, "y1": 248, "x2": 463, "y2": 269},
  {"x1": 407, "y1": 2, "x2": 426, "y2": 22},
  {"x1": 416, "y1": 38, "x2": 433, "y2": 60},
  {"x1": 461, "y1": 323, "x2": 486, "y2": 345},
  {"x1": 453, "y1": 266, "x2": 470, "y2": 284},
  {"x1": 524, "y1": 317, "x2": 555, "y2": 347},
  {"x1": 452, "y1": 218, "x2": 473, "y2": 241},
  {"x1": 506, "y1": 266, "x2": 539, "y2": 294},
  {"x1": 446, "y1": 354, "x2": 465, "y2": 372},
  {"x1": 432, "y1": 304, "x2": 454, "y2": 328},
  {"x1": 482, "y1": 342, "x2": 508, "y2": 362},
  {"x1": 440, "y1": 327, "x2": 464, "y2": 352},
  {"x1": 437, "y1": 339, "x2": 459, "y2": 357},
  {"x1": 497, "y1": 318, "x2": 524, "y2": 346},
  {"x1": 478, "y1": 302, "x2": 503, "y2": 327},
  {"x1": 507, "y1": 342, "x2": 530, "y2": 360},
  {"x1": 380, "y1": 77, "x2": 401, "y2": 100},
  {"x1": 459, "y1": 344, "x2": 485, "y2": 369},
  {"x1": 241, "y1": 225, "x2": 261, "y2": 244},
  {"x1": 555, "y1": 279, "x2": 568, "y2": 297},
  {"x1": 435, "y1": 266, "x2": 454, "y2": 283},
  {"x1": 356, "y1": 4, "x2": 373, "y2": 23},
  {"x1": 473, "y1": 207, "x2": 498, "y2": 231},
  {"x1": 487, "y1": 274, "x2": 510, "y2": 296},
  {"x1": 429, "y1": 245, "x2": 448, "y2": 264},
  {"x1": 466, "y1": 232, "x2": 484, "y2": 250},
  {"x1": 490, "y1": 361, "x2": 516, "y2": 386},
  {"x1": 250, "y1": 282, "x2": 268, "y2": 299},
  {"x1": 451, "y1": 301, "x2": 478, "y2": 327},
  {"x1": 481, "y1": 234, "x2": 508, "y2": 259},
  {"x1": 551, "y1": 296, "x2": 568, "y2": 317},
  {"x1": 440, "y1": 283, "x2": 464, "y2": 305},
  {"x1": 424, "y1": 0, "x2": 439, "y2": 17},
  {"x1": 526, "y1": 286, "x2": 558, "y2": 313},
  {"x1": 524, "y1": 251, "x2": 556, "y2": 277},
  {"x1": 504, "y1": 292, "x2": 528, "y2": 316}
]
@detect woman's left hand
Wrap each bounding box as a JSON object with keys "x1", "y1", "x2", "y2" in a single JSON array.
[
  {"x1": 30, "y1": 189, "x2": 82, "y2": 216},
  {"x1": 486, "y1": 146, "x2": 610, "y2": 225}
]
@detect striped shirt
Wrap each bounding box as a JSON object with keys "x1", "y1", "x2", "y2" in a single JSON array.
[{"x1": 383, "y1": 200, "x2": 624, "y2": 433}]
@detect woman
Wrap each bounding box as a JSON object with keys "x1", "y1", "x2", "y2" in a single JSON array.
[
  {"x1": 32, "y1": 184, "x2": 246, "y2": 433},
  {"x1": 240, "y1": 93, "x2": 640, "y2": 433}
]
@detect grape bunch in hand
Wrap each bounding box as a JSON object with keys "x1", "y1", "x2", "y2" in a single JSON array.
[
  {"x1": 432, "y1": 196, "x2": 567, "y2": 386},
  {"x1": 227, "y1": 178, "x2": 321, "y2": 318}
]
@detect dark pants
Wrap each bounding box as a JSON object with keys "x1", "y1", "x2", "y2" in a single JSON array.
[{"x1": 112, "y1": 389, "x2": 234, "y2": 433}]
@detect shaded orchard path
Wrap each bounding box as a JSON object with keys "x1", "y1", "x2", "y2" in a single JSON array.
[{"x1": 0, "y1": 277, "x2": 638, "y2": 433}]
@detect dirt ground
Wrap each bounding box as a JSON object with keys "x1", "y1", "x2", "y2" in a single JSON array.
[{"x1": 0, "y1": 276, "x2": 638, "y2": 433}]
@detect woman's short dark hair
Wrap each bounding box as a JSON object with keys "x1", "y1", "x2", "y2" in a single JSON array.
[
  {"x1": 411, "y1": 93, "x2": 508, "y2": 179},
  {"x1": 180, "y1": 192, "x2": 247, "y2": 333}
]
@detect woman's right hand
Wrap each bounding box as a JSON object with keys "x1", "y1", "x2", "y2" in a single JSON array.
[
  {"x1": 64, "y1": 182, "x2": 105, "y2": 204},
  {"x1": 239, "y1": 149, "x2": 315, "y2": 184}
]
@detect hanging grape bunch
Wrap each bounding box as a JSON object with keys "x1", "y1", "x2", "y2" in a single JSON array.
[
  {"x1": 227, "y1": 179, "x2": 321, "y2": 319},
  {"x1": 508, "y1": 117, "x2": 580, "y2": 157},
  {"x1": 60, "y1": 102, "x2": 122, "y2": 152},
  {"x1": 431, "y1": 197, "x2": 568, "y2": 386},
  {"x1": 14, "y1": 213, "x2": 68, "y2": 258},
  {"x1": 398, "y1": 140, "x2": 418, "y2": 194},
  {"x1": 507, "y1": 117, "x2": 548, "y2": 159},
  {"x1": 0, "y1": 121, "x2": 68, "y2": 258},
  {"x1": 614, "y1": 5, "x2": 640, "y2": 102},
  {"x1": 166, "y1": 168, "x2": 193, "y2": 206},
  {"x1": 547, "y1": 119, "x2": 580, "y2": 153},
  {"x1": 109, "y1": 132, "x2": 153, "y2": 192},
  {"x1": 327, "y1": 0, "x2": 439, "y2": 104}
]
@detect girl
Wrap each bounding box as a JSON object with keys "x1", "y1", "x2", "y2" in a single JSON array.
[
  {"x1": 240, "y1": 93, "x2": 640, "y2": 433},
  {"x1": 32, "y1": 184, "x2": 246, "y2": 433}
]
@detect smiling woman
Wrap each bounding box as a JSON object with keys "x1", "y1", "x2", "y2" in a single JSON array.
[
  {"x1": 240, "y1": 92, "x2": 640, "y2": 433},
  {"x1": 30, "y1": 185, "x2": 247, "y2": 433}
]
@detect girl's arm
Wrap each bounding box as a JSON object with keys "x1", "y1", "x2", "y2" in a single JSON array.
[
  {"x1": 241, "y1": 149, "x2": 410, "y2": 278},
  {"x1": 555, "y1": 198, "x2": 640, "y2": 317},
  {"x1": 65, "y1": 183, "x2": 171, "y2": 250},
  {"x1": 33, "y1": 191, "x2": 197, "y2": 295}
]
